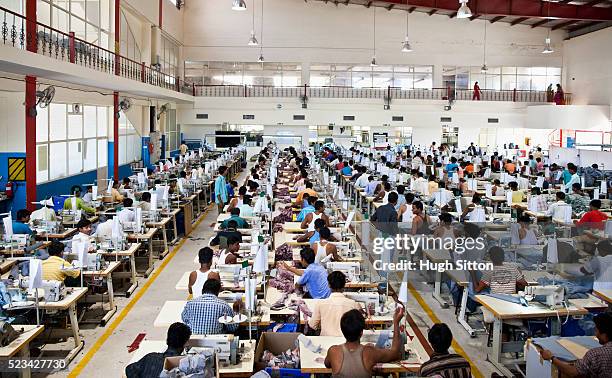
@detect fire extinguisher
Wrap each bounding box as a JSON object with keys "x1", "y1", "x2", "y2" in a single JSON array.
[{"x1": 5, "y1": 181, "x2": 14, "y2": 199}]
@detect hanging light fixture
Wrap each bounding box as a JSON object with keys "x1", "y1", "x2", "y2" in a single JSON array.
[
  {"x1": 257, "y1": 0, "x2": 264, "y2": 62},
  {"x1": 542, "y1": 37, "x2": 554, "y2": 54},
  {"x1": 248, "y1": 0, "x2": 258, "y2": 45},
  {"x1": 371, "y1": 8, "x2": 377, "y2": 66},
  {"x1": 401, "y1": 11, "x2": 413, "y2": 52},
  {"x1": 457, "y1": 0, "x2": 472, "y2": 19},
  {"x1": 481, "y1": 10, "x2": 488, "y2": 72},
  {"x1": 232, "y1": 0, "x2": 247, "y2": 11},
  {"x1": 541, "y1": 2, "x2": 553, "y2": 54}
]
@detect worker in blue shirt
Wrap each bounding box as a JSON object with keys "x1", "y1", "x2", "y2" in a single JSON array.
[
  {"x1": 341, "y1": 160, "x2": 353, "y2": 176},
  {"x1": 297, "y1": 195, "x2": 316, "y2": 222},
  {"x1": 445, "y1": 157, "x2": 459, "y2": 178},
  {"x1": 279, "y1": 247, "x2": 331, "y2": 299},
  {"x1": 12, "y1": 209, "x2": 33, "y2": 235},
  {"x1": 226, "y1": 180, "x2": 237, "y2": 199},
  {"x1": 214, "y1": 166, "x2": 228, "y2": 214}
]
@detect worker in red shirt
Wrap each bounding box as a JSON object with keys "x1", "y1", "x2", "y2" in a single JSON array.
[
  {"x1": 473, "y1": 81, "x2": 481, "y2": 101},
  {"x1": 575, "y1": 199, "x2": 609, "y2": 230}
]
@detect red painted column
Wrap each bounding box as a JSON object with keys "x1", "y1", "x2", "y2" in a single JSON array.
[
  {"x1": 25, "y1": 76, "x2": 37, "y2": 211},
  {"x1": 25, "y1": 0, "x2": 37, "y2": 210},
  {"x1": 113, "y1": 92, "x2": 119, "y2": 179},
  {"x1": 159, "y1": 0, "x2": 163, "y2": 28},
  {"x1": 114, "y1": 0, "x2": 120, "y2": 76}
]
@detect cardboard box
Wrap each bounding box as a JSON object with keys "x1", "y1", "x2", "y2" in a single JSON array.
[
  {"x1": 253, "y1": 332, "x2": 301, "y2": 372},
  {"x1": 163, "y1": 352, "x2": 220, "y2": 378}
]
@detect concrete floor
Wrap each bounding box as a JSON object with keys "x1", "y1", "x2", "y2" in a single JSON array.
[{"x1": 40, "y1": 165, "x2": 504, "y2": 378}]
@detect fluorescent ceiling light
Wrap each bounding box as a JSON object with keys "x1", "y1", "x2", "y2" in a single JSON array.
[{"x1": 401, "y1": 38, "x2": 413, "y2": 52}]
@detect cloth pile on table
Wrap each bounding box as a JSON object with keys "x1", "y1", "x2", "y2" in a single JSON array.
[
  {"x1": 287, "y1": 299, "x2": 312, "y2": 333},
  {"x1": 273, "y1": 186, "x2": 291, "y2": 202},
  {"x1": 272, "y1": 223, "x2": 284, "y2": 233},
  {"x1": 160, "y1": 352, "x2": 216, "y2": 378},
  {"x1": 269, "y1": 268, "x2": 297, "y2": 293},
  {"x1": 273, "y1": 206, "x2": 293, "y2": 224},
  {"x1": 274, "y1": 243, "x2": 293, "y2": 261}
]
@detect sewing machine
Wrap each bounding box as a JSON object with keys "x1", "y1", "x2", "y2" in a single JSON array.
[
  {"x1": 344, "y1": 292, "x2": 385, "y2": 315},
  {"x1": 326, "y1": 262, "x2": 361, "y2": 282},
  {"x1": 60, "y1": 209, "x2": 82, "y2": 224},
  {"x1": 142, "y1": 210, "x2": 161, "y2": 223},
  {"x1": 0, "y1": 321, "x2": 21, "y2": 347},
  {"x1": 16, "y1": 278, "x2": 66, "y2": 302},
  {"x1": 523, "y1": 285, "x2": 566, "y2": 309},
  {"x1": 1, "y1": 234, "x2": 30, "y2": 249},
  {"x1": 31, "y1": 220, "x2": 63, "y2": 234},
  {"x1": 189, "y1": 335, "x2": 240, "y2": 365},
  {"x1": 217, "y1": 264, "x2": 244, "y2": 286}
]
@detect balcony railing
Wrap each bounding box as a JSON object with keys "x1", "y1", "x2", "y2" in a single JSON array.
[
  {"x1": 193, "y1": 84, "x2": 572, "y2": 104},
  {"x1": 1, "y1": 5, "x2": 180, "y2": 92}
]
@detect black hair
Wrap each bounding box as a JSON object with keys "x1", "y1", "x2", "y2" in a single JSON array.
[
  {"x1": 71, "y1": 185, "x2": 82, "y2": 195},
  {"x1": 597, "y1": 240, "x2": 612, "y2": 257},
  {"x1": 48, "y1": 240, "x2": 65, "y2": 256},
  {"x1": 384, "y1": 182, "x2": 391, "y2": 191},
  {"x1": 238, "y1": 186, "x2": 248, "y2": 195},
  {"x1": 439, "y1": 213, "x2": 452, "y2": 224},
  {"x1": 218, "y1": 166, "x2": 227, "y2": 174},
  {"x1": 412, "y1": 201, "x2": 424, "y2": 211},
  {"x1": 531, "y1": 187, "x2": 541, "y2": 195},
  {"x1": 518, "y1": 215, "x2": 532, "y2": 224},
  {"x1": 227, "y1": 235, "x2": 241, "y2": 246},
  {"x1": 590, "y1": 199, "x2": 602, "y2": 209},
  {"x1": 489, "y1": 246, "x2": 505, "y2": 265},
  {"x1": 428, "y1": 323, "x2": 453, "y2": 353},
  {"x1": 300, "y1": 247, "x2": 315, "y2": 265},
  {"x1": 340, "y1": 309, "x2": 365, "y2": 342},
  {"x1": 76, "y1": 218, "x2": 92, "y2": 229},
  {"x1": 16, "y1": 209, "x2": 31, "y2": 221},
  {"x1": 180, "y1": 171, "x2": 187, "y2": 178},
  {"x1": 508, "y1": 181, "x2": 518, "y2": 190},
  {"x1": 397, "y1": 185, "x2": 405, "y2": 195},
  {"x1": 306, "y1": 181, "x2": 313, "y2": 189},
  {"x1": 202, "y1": 279, "x2": 222, "y2": 295},
  {"x1": 243, "y1": 195, "x2": 252, "y2": 206},
  {"x1": 319, "y1": 227, "x2": 331, "y2": 240},
  {"x1": 388, "y1": 191, "x2": 399, "y2": 204},
  {"x1": 594, "y1": 312, "x2": 612, "y2": 339},
  {"x1": 328, "y1": 271, "x2": 347, "y2": 291},
  {"x1": 198, "y1": 247, "x2": 213, "y2": 265},
  {"x1": 166, "y1": 322, "x2": 192, "y2": 350},
  {"x1": 314, "y1": 218, "x2": 326, "y2": 229},
  {"x1": 314, "y1": 200, "x2": 325, "y2": 211},
  {"x1": 572, "y1": 183, "x2": 582, "y2": 191},
  {"x1": 556, "y1": 192, "x2": 566, "y2": 200},
  {"x1": 123, "y1": 198, "x2": 133, "y2": 207},
  {"x1": 231, "y1": 208, "x2": 241, "y2": 216},
  {"x1": 404, "y1": 192, "x2": 415, "y2": 204},
  {"x1": 141, "y1": 192, "x2": 151, "y2": 201},
  {"x1": 463, "y1": 222, "x2": 481, "y2": 238}
]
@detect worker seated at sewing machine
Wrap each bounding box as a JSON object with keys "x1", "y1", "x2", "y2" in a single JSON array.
[
  {"x1": 220, "y1": 208, "x2": 249, "y2": 230},
  {"x1": 117, "y1": 198, "x2": 136, "y2": 224},
  {"x1": 63, "y1": 186, "x2": 96, "y2": 215},
  {"x1": 308, "y1": 271, "x2": 361, "y2": 336},
  {"x1": 70, "y1": 218, "x2": 96, "y2": 250},
  {"x1": 189, "y1": 247, "x2": 221, "y2": 298},
  {"x1": 12, "y1": 209, "x2": 34, "y2": 235},
  {"x1": 324, "y1": 307, "x2": 404, "y2": 377},
  {"x1": 419, "y1": 324, "x2": 471, "y2": 377},
  {"x1": 138, "y1": 192, "x2": 152, "y2": 212},
  {"x1": 42, "y1": 240, "x2": 81, "y2": 286},
  {"x1": 30, "y1": 199, "x2": 57, "y2": 223},
  {"x1": 181, "y1": 279, "x2": 241, "y2": 335},
  {"x1": 217, "y1": 236, "x2": 242, "y2": 265},
  {"x1": 579, "y1": 239, "x2": 612, "y2": 292},
  {"x1": 125, "y1": 322, "x2": 192, "y2": 378},
  {"x1": 313, "y1": 227, "x2": 343, "y2": 264},
  {"x1": 278, "y1": 247, "x2": 331, "y2": 299},
  {"x1": 210, "y1": 221, "x2": 243, "y2": 247},
  {"x1": 539, "y1": 313, "x2": 612, "y2": 378}
]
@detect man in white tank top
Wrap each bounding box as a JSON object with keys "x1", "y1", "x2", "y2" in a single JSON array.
[
  {"x1": 301, "y1": 200, "x2": 330, "y2": 232},
  {"x1": 217, "y1": 235, "x2": 241, "y2": 266},
  {"x1": 188, "y1": 247, "x2": 220, "y2": 298}
]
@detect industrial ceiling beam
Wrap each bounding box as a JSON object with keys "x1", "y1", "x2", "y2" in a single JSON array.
[
  {"x1": 428, "y1": 8, "x2": 437, "y2": 15},
  {"x1": 490, "y1": 15, "x2": 505, "y2": 23},
  {"x1": 328, "y1": 0, "x2": 612, "y2": 21},
  {"x1": 469, "y1": 14, "x2": 480, "y2": 20},
  {"x1": 551, "y1": 19, "x2": 577, "y2": 30},
  {"x1": 531, "y1": 18, "x2": 551, "y2": 28},
  {"x1": 511, "y1": 16, "x2": 530, "y2": 25}
]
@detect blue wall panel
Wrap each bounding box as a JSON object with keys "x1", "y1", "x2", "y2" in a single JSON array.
[{"x1": 0, "y1": 152, "x2": 27, "y2": 216}]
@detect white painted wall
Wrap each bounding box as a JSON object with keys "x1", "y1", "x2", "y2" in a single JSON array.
[
  {"x1": 564, "y1": 28, "x2": 612, "y2": 106},
  {"x1": 526, "y1": 105, "x2": 611, "y2": 131},
  {"x1": 182, "y1": 0, "x2": 565, "y2": 70},
  {"x1": 122, "y1": 0, "x2": 184, "y2": 44},
  {"x1": 0, "y1": 91, "x2": 25, "y2": 152}
]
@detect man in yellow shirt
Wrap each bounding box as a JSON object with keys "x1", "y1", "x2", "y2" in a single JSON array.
[
  {"x1": 295, "y1": 181, "x2": 317, "y2": 208},
  {"x1": 42, "y1": 241, "x2": 81, "y2": 284},
  {"x1": 308, "y1": 271, "x2": 361, "y2": 336}
]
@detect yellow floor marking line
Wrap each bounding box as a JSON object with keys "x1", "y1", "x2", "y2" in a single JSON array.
[
  {"x1": 407, "y1": 281, "x2": 484, "y2": 378},
  {"x1": 68, "y1": 205, "x2": 213, "y2": 377}
]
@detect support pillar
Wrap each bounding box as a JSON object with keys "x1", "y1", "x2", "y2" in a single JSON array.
[
  {"x1": 114, "y1": 0, "x2": 120, "y2": 75},
  {"x1": 113, "y1": 92, "x2": 119, "y2": 179},
  {"x1": 25, "y1": 77, "x2": 36, "y2": 211}
]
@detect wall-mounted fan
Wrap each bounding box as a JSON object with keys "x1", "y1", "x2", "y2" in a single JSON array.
[
  {"x1": 156, "y1": 103, "x2": 170, "y2": 120},
  {"x1": 115, "y1": 97, "x2": 131, "y2": 118},
  {"x1": 28, "y1": 85, "x2": 55, "y2": 117}
]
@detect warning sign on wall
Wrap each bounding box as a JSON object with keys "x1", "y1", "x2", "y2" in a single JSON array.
[{"x1": 8, "y1": 157, "x2": 26, "y2": 181}]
